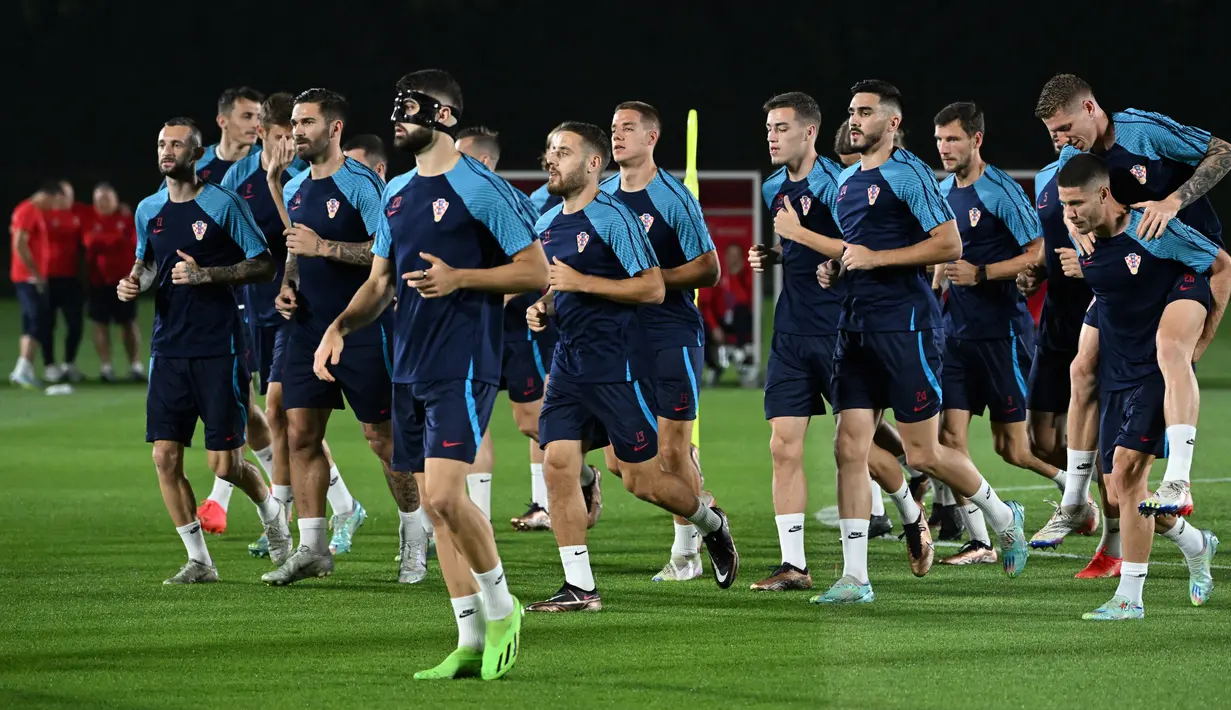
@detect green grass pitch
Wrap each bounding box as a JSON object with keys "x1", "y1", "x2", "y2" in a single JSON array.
[{"x1": 3, "y1": 299, "x2": 1231, "y2": 709}]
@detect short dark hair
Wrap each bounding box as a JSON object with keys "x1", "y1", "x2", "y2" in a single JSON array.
[
  {"x1": 93, "y1": 181, "x2": 116, "y2": 193},
  {"x1": 294, "y1": 88, "x2": 348, "y2": 125},
  {"x1": 834, "y1": 120, "x2": 856, "y2": 156},
  {"x1": 763, "y1": 92, "x2": 822, "y2": 128},
  {"x1": 218, "y1": 86, "x2": 264, "y2": 117},
  {"x1": 933, "y1": 101, "x2": 985, "y2": 138},
  {"x1": 260, "y1": 92, "x2": 296, "y2": 130},
  {"x1": 395, "y1": 69, "x2": 464, "y2": 116},
  {"x1": 36, "y1": 180, "x2": 64, "y2": 196},
  {"x1": 456, "y1": 126, "x2": 501, "y2": 162},
  {"x1": 1057, "y1": 152, "x2": 1110, "y2": 189},
  {"x1": 552, "y1": 121, "x2": 610, "y2": 168},
  {"x1": 850, "y1": 79, "x2": 903, "y2": 114},
  {"x1": 342, "y1": 134, "x2": 387, "y2": 164},
  {"x1": 613, "y1": 101, "x2": 661, "y2": 130},
  {"x1": 163, "y1": 116, "x2": 203, "y2": 149},
  {"x1": 1035, "y1": 73, "x2": 1093, "y2": 119}
]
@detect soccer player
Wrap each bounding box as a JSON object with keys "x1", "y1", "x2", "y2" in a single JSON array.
[
  {"x1": 320, "y1": 69, "x2": 536, "y2": 679},
  {"x1": 120, "y1": 117, "x2": 290, "y2": 584},
  {"x1": 597, "y1": 101, "x2": 718, "y2": 581},
  {"x1": 260, "y1": 89, "x2": 390, "y2": 584},
  {"x1": 8, "y1": 182, "x2": 61, "y2": 389},
  {"x1": 525, "y1": 121, "x2": 739, "y2": 612},
  {"x1": 42, "y1": 181, "x2": 86, "y2": 384},
  {"x1": 1054, "y1": 154, "x2": 1224, "y2": 619},
  {"x1": 1033, "y1": 73, "x2": 1231, "y2": 537},
  {"x1": 931, "y1": 102, "x2": 1079, "y2": 565},
  {"x1": 815, "y1": 81, "x2": 1028, "y2": 604},
  {"x1": 343, "y1": 134, "x2": 389, "y2": 181},
  {"x1": 751, "y1": 93, "x2": 929, "y2": 591},
  {"x1": 84, "y1": 182, "x2": 143, "y2": 382}
]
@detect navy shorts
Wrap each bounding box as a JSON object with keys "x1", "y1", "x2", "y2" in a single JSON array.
[
  {"x1": 832, "y1": 329, "x2": 944, "y2": 424},
  {"x1": 248, "y1": 323, "x2": 283, "y2": 395},
  {"x1": 87, "y1": 285, "x2": 137, "y2": 325},
  {"x1": 14, "y1": 282, "x2": 49, "y2": 337},
  {"x1": 942, "y1": 335, "x2": 1033, "y2": 423},
  {"x1": 146, "y1": 354, "x2": 249, "y2": 450},
  {"x1": 1099, "y1": 381, "x2": 1167, "y2": 474},
  {"x1": 499, "y1": 335, "x2": 552, "y2": 404},
  {"x1": 539, "y1": 376, "x2": 659, "y2": 464},
  {"x1": 281, "y1": 330, "x2": 392, "y2": 424},
  {"x1": 267, "y1": 324, "x2": 289, "y2": 387},
  {"x1": 764, "y1": 332, "x2": 836, "y2": 420},
  {"x1": 654, "y1": 345, "x2": 703, "y2": 421},
  {"x1": 1027, "y1": 346, "x2": 1076, "y2": 414},
  {"x1": 390, "y1": 380, "x2": 498, "y2": 473}
]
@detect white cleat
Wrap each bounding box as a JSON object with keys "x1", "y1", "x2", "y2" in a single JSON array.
[
  {"x1": 261, "y1": 546, "x2": 333, "y2": 586},
  {"x1": 163, "y1": 559, "x2": 219, "y2": 585},
  {"x1": 398, "y1": 523, "x2": 429, "y2": 584},
  {"x1": 651, "y1": 554, "x2": 703, "y2": 582},
  {"x1": 263, "y1": 501, "x2": 294, "y2": 567}
]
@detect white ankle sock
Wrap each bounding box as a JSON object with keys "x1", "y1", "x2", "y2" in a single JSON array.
[
  {"x1": 299, "y1": 517, "x2": 328, "y2": 553},
  {"x1": 399, "y1": 508, "x2": 424, "y2": 543},
  {"x1": 467, "y1": 473, "x2": 493, "y2": 520},
  {"x1": 1162, "y1": 518, "x2": 1205, "y2": 558},
  {"x1": 1102, "y1": 517, "x2": 1122, "y2": 557},
  {"x1": 838, "y1": 518, "x2": 870, "y2": 585},
  {"x1": 451, "y1": 594, "x2": 486, "y2": 652},
  {"x1": 422, "y1": 512, "x2": 435, "y2": 537},
  {"x1": 898, "y1": 454, "x2": 925, "y2": 480},
  {"x1": 473, "y1": 561, "x2": 516, "y2": 621},
  {"x1": 672, "y1": 522, "x2": 700, "y2": 558},
  {"x1": 559, "y1": 546, "x2": 595, "y2": 591},
  {"x1": 869, "y1": 476, "x2": 886, "y2": 517},
  {"x1": 530, "y1": 463, "x2": 549, "y2": 510},
  {"x1": 971, "y1": 478, "x2": 1013, "y2": 533},
  {"x1": 255, "y1": 493, "x2": 281, "y2": 524},
  {"x1": 1163, "y1": 425, "x2": 1196, "y2": 483},
  {"x1": 934, "y1": 480, "x2": 956, "y2": 506},
  {"x1": 686, "y1": 499, "x2": 721, "y2": 534},
  {"x1": 1052, "y1": 469, "x2": 1068, "y2": 492},
  {"x1": 252, "y1": 446, "x2": 275, "y2": 483},
  {"x1": 207, "y1": 477, "x2": 234, "y2": 511},
  {"x1": 272, "y1": 484, "x2": 293, "y2": 510},
  {"x1": 1061, "y1": 450, "x2": 1096, "y2": 508},
  {"x1": 1116, "y1": 561, "x2": 1148, "y2": 605},
  {"x1": 177, "y1": 521, "x2": 213, "y2": 566},
  {"x1": 775, "y1": 513, "x2": 806, "y2": 570},
  {"x1": 959, "y1": 502, "x2": 991, "y2": 545},
  {"x1": 326, "y1": 466, "x2": 353, "y2": 516},
  {"x1": 887, "y1": 482, "x2": 921, "y2": 525}
]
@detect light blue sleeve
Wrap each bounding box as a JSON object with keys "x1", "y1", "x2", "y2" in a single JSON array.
[
  {"x1": 1129, "y1": 210, "x2": 1219, "y2": 272},
  {"x1": 761, "y1": 169, "x2": 787, "y2": 210},
  {"x1": 976, "y1": 167, "x2": 1042, "y2": 246},
  {"x1": 881, "y1": 151, "x2": 956, "y2": 232},
  {"x1": 372, "y1": 171, "x2": 415, "y2": 259},
  {"x1": 528, "y1": 183, "x2": 552, "y2": 215},
  {"x1": 1057, "y1": 145, "x2": 1080, "y2": 170},
  {"x1": 598, "y1": 174, "x2": 621, "y2": 197},
  {"x1": 585, "y1": 196, "x2": 659, "y2": 277},
  {"x1": 534, "y1": 204, "x2": 563, "y2": 236},
  {"x1": 1034, "y1": 161, "x2": 1060, "y2": 202},
  {"x1": 444, "y1": 156, "x2": 539, "y2": 257},
  {"x1": 282, "y1": 170, "x2": 309, "y2": 212},
  {"x1": 198, "y1": 185, "x2": 268, "y2": 258},
  {"x1": 646, "y1": 171, "x2": 714, "y2": 261},
  {"x1": 334, "y1": 158, "x2": 385, "y2": 236},
  {"x1": 937, "y1": 174, "x2": 955, "y2": 198},
  {"x1": 219, "y1": 153, "x2": 254, "y2": 193},
  {"x1": 1114, "y1": 109, "x2": 1212, "y2": 167},
  {"x1": 286, "y1": 158, "x2": 309, "y2": 180},
  {"x1": 811, "y1": 158, "x2": 846, "y2": 229},
  {"x1": 133, "y1": 192, "x2": 168, "y2": 262}
]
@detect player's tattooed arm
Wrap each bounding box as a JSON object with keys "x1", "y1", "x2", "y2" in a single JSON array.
[
  {"x1": 282, "y1": 253, "x2": 299, "y2": 288},
  {"x1": 174, "y1": 251, "x2": 275, "y2": 286},
  {"x1": 1177, "y1": 137, "x2": 1231, "y2": 209},
  {"x1": 132, "y1": 259, "x2": 157, "y2": 292},
  {"x1": 319, "y1": 238, "x2": 375, "y2": 266}
]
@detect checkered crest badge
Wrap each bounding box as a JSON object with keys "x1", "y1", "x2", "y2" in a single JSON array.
[
  {"x1": 1130, "y1": 165, "x2": 1148, "y2": 184},
  {"x1": 326, "y1": 198, "x2": 340, "y2": 219},
  {"x1": 968, "y1": 207, "x2": 982, "y2": 227},
  {"x1": 577, "y1": 232, "x2": 590, "y2": 252},
  {"x1": 867, "y1": 185, "x2": 881, "y2": 205},
  {"x1": 191, "y1": 220, "x2": 207, "y2": 240},
  {"x1": 1125, "y1": 252, "x2": 1141, "y2": 275},
  {"x1": 433, "y1": 199, "x2": 449, "y2": 222},
  {"x1": 640, "y1": 214, "x2": 654, "y2": 233},
  {"x1": 800, "y1": 195, "x2": 812, "y2": 215}
]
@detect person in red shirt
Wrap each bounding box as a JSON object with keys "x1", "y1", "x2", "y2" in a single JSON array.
[
  {"x1": 699, "y1": 242, "x2": 755, "y2": 385},
  {"x1": 8, "y1": 181, "x2": 63, "y2": 389},
  {"x1": 40, "y1": 180, "x2": 88, "y2": 384},
  {"x1": 84, "y1": 182, "x2": 143, "y2": 382}
]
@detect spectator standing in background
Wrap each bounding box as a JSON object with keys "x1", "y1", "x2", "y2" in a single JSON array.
[
  {"x1": 43, "y1": 179, "x2": 87, "y2": 384},
  {"x1": 8, "y1": 181, "x2": 62, "y2": 389},
  {"x1": 85, "y1": 182, "x2": 144, "y2": 382},
  {"x1": 700, "y1": 242, "x2": 755, "y2": 385}
]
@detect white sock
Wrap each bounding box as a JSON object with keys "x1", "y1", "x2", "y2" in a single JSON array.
[
  {"x1": 560, "y1": 545, "x2": 596, "y2": 591},
  {"x1": 325, "y1": 465, "x2": 353, "y2": 516},
  {"x1": 272, "y1": 484, "x2": 293, "y2": 514},
  {"x1": 887, "y1": 482, "x2": 922, "y2": 525},
  {"x1": 579, "y1": 463, "x2": 595, "y2": 487},
  {"x1": 898, "y1": 454, "x2": 926, "y2": 480},
  {"x1": 207, "y1": 477, "x2": 234, "y2": 511},
  {"x1": 422, "y1": 511, "x2": 435, "y2": 537},
  {"x1": 869, "y1": 477, "x2": 885, "y2": 517},
  {"x1": 177, "y1": 521, "x2": 213, "y2": 566},
  {"x1": 1052, "y1": 469, "x2": 1068, "y2": 492},
  {"x1": 16, "y1": 356, "x2": 33, "y2": 375},
  {"x1": 838, "y1": 518, "x2": 870, "y2": 584},
  {"x1": 399, "y1": 508, "x2": 424, "y2": 542},
  {"x1": 686, "y1": 498, "x2": 721, "y2": 534},
  {"x1": 775, "y1": 513, "x2": 807, "y2": 570},
  {"x1": 255, "y1": 493, "x2": 281, "y2": 524},
  {"x1": 473, "y1": 561, "x2": 516, "y2": 621},
  {"x1": 131, "y1": 360, "x2": 145, "y2": 374},
  {"x1": 1115, "y1": 561, "x2": 1148, "y2": 605},
  {"x1": 1163, "y1": 425, "x2": 1196, "y2": 484},
  {"x1": 450, "y1": 593, "x2": 486, "y2": 652},
  {"x1": 971, "y1": 478, "x2": 1013, "y2": 533},
  {"x1": 467, "y1": 473, "x2": 493, "y2": 520},
  {"x1": 935, "y1": 480, "x2": 956, "y2": 506},
  {"x1": 959, "y1": 502, "x2": 991, "y2": 545},
  {"x1": 100, "y1": 363, "x2": 114, "y2": 377},
  {"x1": 1102, "y1": 517, "x2": 1122, "y2": 557},
  {"x1": 1162, "y1": 518, "x2": 1205, "y2": 559},
  {"x1": 530, "y1": 463, "x2": 549, "y2": 510},
  {"x1": 672, "y1": 522, "x2": 700, "y2": 558},
  {"x1": 299, "y1": 517, "x2": 328, "y2": 554},
  {"x1": 252, "y1": 446, "x2": 275, "y2": 483},
  {"x1": 1062, "y1": 450, "x2": 1096, "y2": 508}
]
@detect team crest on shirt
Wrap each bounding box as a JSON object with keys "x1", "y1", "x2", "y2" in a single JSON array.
[
  {"x1": 191, "y1": 220, "x2": 207, "y2": 240},
  {"x1": 290, "y1": 193, "x2": 302, "y2": 211},
  {"x1": 1130, "y1": 165, "x2": 1148, "y2": 184},
  {"x1": 433, "y1": 199, "x2": 449, "y2": 222},
  {"x1": 867, "y1": 185, "x2": 881, "y2": 205},
  {"x1": 640, "y1": 214, "x2": 654, "y2": 232},
  {"x1": 968, "y1": 207, "x2": 982, "y2": 227},
  {"x1": 838, "y1": 185, "x2": 848, "y2": 200},
  {"x1": 577, "y1": 232, "x2": 591, "y2": 252},
  {"x1": 1125, "y1": 253, "x2": 1141, "y2": 275},
  {"x1": 800, "y1": 195, "x2": 813, "y2": 215},
  {"x1": 1037, "y1": 191, "x2": 1049, "y2": 209},
  {"x1": 326, "y1": 198, "x2": 340, "y2": 219}
]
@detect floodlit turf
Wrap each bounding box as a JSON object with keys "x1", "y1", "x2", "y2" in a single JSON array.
[{"x1": 3, "y1": 298, "x2": 1231, "y2": 709}]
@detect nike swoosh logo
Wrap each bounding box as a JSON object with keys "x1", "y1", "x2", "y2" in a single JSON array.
[
  {"x1": 573, "y1": 550, "x2": 587, "y2": 556},
  {"x1": 673, "y1": 405, "x2": 689, "y2": 411},
  {"x1": 1004, "y1": 407, "x2": 1018, "y2": 414},
  {"x1": 152, "y1": 229, "x2": 164, "y2": 234},
  {"x1": 443, "y1": 441, "x2": 463, "y2": 448},
  {"x1": 914, "y1": 404, "x2": 929, "y2": 412},
  {"x1": 715, "y1": 568, "x2": 729, "y2": 583},
  {"x1": 1076, "y1": 463, "x2": 1092, "y2": 470},
  {"x1": 788, "y1": 525, "x2": 802, "y2": 533},
  {"x1": 458, "y1": 609, "x2": 476, "y2": 618},
  {"x1": 633, "y1": 443, "x2": 649, "y2": 451},
  {"x1": 386, "y1": 209, "x2": 400, "y2": 217},
  {"x1": 1180, "y1": 285, "x2": 1194, "y2": 291},
  {"x1": 523, "y1": 389, "x2": 537, "y2": 396},
  {"x1": 243, "y1": 194, "x2": 255, "y2": 200}
]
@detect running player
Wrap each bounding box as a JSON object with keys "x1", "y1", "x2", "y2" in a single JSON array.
[
  {"x1": 260, "y1": 89, "x2": 391, "y2": 584},
  {"x1": 321, "y1": 69, "x2": 535, "y2": 679},
  {"x1": 343, "y1": 134, "x2": 388, "y2": 181},
  {"x1": 931, "y1": 102, "x2": 1078, "y2": 565},
  {"x1": 1055, "y1": 154, "x2": 1224, "y2": 619},
  {"x1": 524, "y1": 121, "x2": 739, "y2": 612},
  {"x1": 815, "y1": 81, "x2": 1028, "y2": 604},
  {"x1": 750, "y1": 93, "x2": 929, "y2": 591},
  {"x1": 84, "y1": 182, "x2": 143, "y2": 382},
  {"x1": 599, "y1": 101, "x2": 717, "y2": 582},
  {"x1": 121, "y1": 117, "x2": 290, "y2": 584},
  {"x1": 1033, "y1": 73, "x2": 1231, "y2": 541}
]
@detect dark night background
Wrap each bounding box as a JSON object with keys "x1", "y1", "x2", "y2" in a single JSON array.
[{"x1": 3, "y1": 0, "x2": 1226, "y2": 289}]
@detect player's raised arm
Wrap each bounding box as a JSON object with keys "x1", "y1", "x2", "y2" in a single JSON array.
[
  {"x1": 976, "y1": 168, "x2": 1045, "y2": 281},
  {"x1": 173, "y1": 186, "x2": 275, "y2": 286},
  {"x1": 118, "y1": 198, "x2": 161, "y2": 301},
  {"x1": 654, "y1": 172, "x2": 720, "y2": 289},
  {"x1": 844, "y1": 154, "x2": 960, "y2": 271}
]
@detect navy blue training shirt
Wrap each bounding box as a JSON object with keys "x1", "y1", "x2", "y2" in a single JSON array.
[{"x1": 1034, "y1": 161, "x2": 1094, "y2": 352}]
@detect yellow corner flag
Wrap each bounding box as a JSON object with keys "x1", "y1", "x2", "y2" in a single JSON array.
[{"x1": 685, "y1": 109, "x2": 701, "y2": 451}]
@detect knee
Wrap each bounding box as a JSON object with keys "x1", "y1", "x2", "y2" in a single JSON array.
[
  {"x1": 265, "y1": 405, "x2": 287, "y2": 434},
  {"x1": 769, "y1": 431, "x2": 803, "y2": 467},
  {"x1": 209, "y1": 450, "x2": 243, "y2": 479},
  {"x1": 363, "y1": 426, "x2": 391, "y2": 456},
  {"x1": 286, "y1": 420, "x2": 319, "y2": 456},
  {"x1": 426, "y1": 487, "x2": 464, "y2": 523},
  {"x1": 621, "y1": 466, "x2": 659, "y2": 504},
  {"x1": 938, "y1": 427, "x2": 964, "y2": 452},
  {"x1": 1070, "y1": 356, "x2": 1096, "y2": 391},
  {"x1": 1156, "y1": 337, "x2": 1193, "y2": 371},
  {"x1": 516, "y1": 417, "x2": 539, "y2": 441},
  {"x1": 994, "y1": 436, "x2": 1031, "y2": 469},
  {"x1": 151, "y1": 446, "x2": 182, "y2": 476},
  {"x1": 903, "y1": 440, "x2": 940, "y2": 473},
  {"x1": 659, "y1": 442, "x2": 688, "y2": 477}
]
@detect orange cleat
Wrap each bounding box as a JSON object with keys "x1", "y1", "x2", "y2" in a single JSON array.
[
  {"x1": 196, "y1": 499, "x2": 227, "y2": 535},
  {"x1": 1075, "y1": 548, "x2": 1122, "y2": 579}
]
